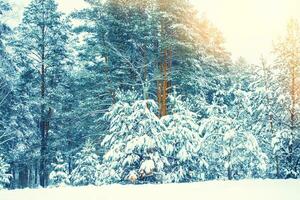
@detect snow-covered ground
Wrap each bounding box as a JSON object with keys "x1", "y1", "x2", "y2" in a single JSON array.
[{"x1": 0, "y1": 179, "x2": 299, "y2": 200}]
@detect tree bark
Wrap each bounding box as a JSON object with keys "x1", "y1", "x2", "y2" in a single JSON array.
[{"x1": 157, "y1": 0, "x2": 172, "y2": 117}]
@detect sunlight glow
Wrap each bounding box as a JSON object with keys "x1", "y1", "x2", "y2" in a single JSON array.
[{"x1": 191, "y1": 0, "x2": 300, "y2": 64}]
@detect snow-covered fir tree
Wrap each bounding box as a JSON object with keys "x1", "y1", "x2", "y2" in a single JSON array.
[
  {"x1": 10, "y1": 0, "x2": 73, "y2": 187},
  {"x1": 70, "y1": 140, "x2": 99, "y2": 186},
  {"x1": 200, "y1": 82, "x2": 267, "y2": 180},
  {"x1": 246, "y1": 57, "x2": 282, "y2": 178},
  {"x1": 0, "y1": 154, "x2": 11, "y2": 189},
  {"x1": 161, "y1": 92, "x2": 207, "y2": 182},
  {"x1": 49, "y1": 152, "x2": 70, "y2": 187},
  {"x1": 100, "y1": 91, "x2": 168, "y2": 184}
]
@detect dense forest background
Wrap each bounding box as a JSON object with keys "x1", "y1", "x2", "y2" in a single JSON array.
[{"x1": 0, "y1": 0, "x2": 299, "y2": 189}]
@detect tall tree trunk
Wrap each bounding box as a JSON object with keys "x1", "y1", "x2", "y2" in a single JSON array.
[
  {"x1": 157, "y1": 78, "x2": 162, "y2": 116},
  {"x1": 167, "y1": 49, "x2": 172, "y2": 92},
  {"x1": 161, "y1": 49, "x2": 168, "y2": 116},
  {"x1": 39, "y1": 18, "x2": 48, "y2": 187},
  {"x1": 157, "y1": 0, "x2": 172, "y2": 117},
  {"x1": 158, "y1": 49, "x2": 172, "y2": 117},
  {"x1": 34, "y1": 160, "x2": 40, "y2": 187},
  {"x1": 35, "y1": 160, "x2": 39, "y2": 187},
  {"x1": 12, "y1": 163, "x2": 19, "y2": 189},
  {"x1": 142, "y1": 46, "x2": 149, "y2": 101},
  {"x1": 19, "y1": 164, "x2": 28, "y2": 188},
  {"x1": 40, "y1": 61, "x2": 47, "y2": 187}
]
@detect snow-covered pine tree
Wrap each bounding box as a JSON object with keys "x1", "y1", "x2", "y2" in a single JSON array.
[
  {"x1": 156, "y1": 0, "x2": 231, "y2": 117},
  {"x1": 200, "y1": 82, "x2": 267, "y2": 180},
  {"x1": 72, "y1": 0, "x2": 159, "y2": 116},
  {"x1": 70, "y1": 140, "x2": 99, "y2": 186},
  {"x1": 49, "y1": 152, "x2": 69, "y2": 187},
  {"x1": 247, "y1": 57, "x2": 282, "y2": 178},
  {"x1": 10, "y1": 0, "x2": 72, "y2": 187},
  {"x1": 0, "y1": 2, "x2": 21, "y2": 189},
  {"x1": 100, "y1": 91, "x2": 168, "y2": 184},
  {"x1": 70, "y1": 0, "x2": 114, "y2": 141},
  {"x1": 161, "y1": 92, "x2": 207, "y2": 183},
  {"x1": 0, "y1": 154, "x2": 11, "y2": 189}
]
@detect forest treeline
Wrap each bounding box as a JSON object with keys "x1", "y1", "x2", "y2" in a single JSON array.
[{"x1": 0, "y1": 0, "x2": 299, "y2": 189}]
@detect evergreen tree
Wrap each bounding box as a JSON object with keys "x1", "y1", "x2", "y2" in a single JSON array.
[
  {"x1": 200, "y1": 80, "x2": 267, "y2": 180},
  {"x1": 245, "y1": 57, "x2": 281, "y2": 178},
  {"x1": 71, "y1": 0, "x2": 118, "y2": 146},
  {"x1": 100, "y1": 91, "x2": 167, "y2": 184},
  {"x1": 161, "y1": 92, "x2": 207, "y2": 182},
  {"x1": 49, "y1": 152, "x2": 70, "y2": 187},
  {"x1": 156, "y1": 0, "x2": 230, "y2": 117},
  {"x1": 0, "y1": 154, "x2": 11, "y2": 189},
  {"x1": 11, "y1": 0, "x2": 72, "y2": 187},
  {"x1": 70, "y1": 140, "x2": 99, "y2": 186},
  {"x1": 71, "y1": 0, "x2": 159, "y2": 137},
  {"x1": 0, "y1": 3, "x2": 18, "y2": 187},
  {"x1": 0, "y1": 0, "x2": 12, "y2": 139}
]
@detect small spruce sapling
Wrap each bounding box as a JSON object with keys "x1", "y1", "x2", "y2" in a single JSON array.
[
  {"x1": 70, "y1": 140, "x2": 100, "y2": 186},
  {"x1": 49, "y1": 152, "x2": 70, "y2": 187}
]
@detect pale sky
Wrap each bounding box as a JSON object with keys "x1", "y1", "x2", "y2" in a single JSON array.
[
  {"x1": 194, "y1": 0, "x2": 300, "y2": 64},
  {"x1": 7, "y1": 0, "x2": 300, "y2": 64}
]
